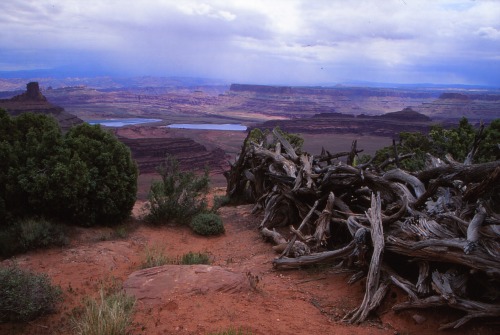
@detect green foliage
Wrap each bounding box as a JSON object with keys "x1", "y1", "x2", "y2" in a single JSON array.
[
  {"x1": 356, "y1": 154, "x2": 372, "y2": 165},
  {"x1": 180, "y1": 251, "x2": 211, "y2": 265},
  {"x1": 211, "y1": 195, "x2": 231, "y2": 213},
  {"x1": 17, "y1": 218, "x2": 68, "y2": 251},
  {"x1": 247, "y1": 127, "x2": 268, "y2": 145},
  {"x1": 140, "y1": 246, "x2": 211, "y2": 268},
  {"x1": 0, "y1": 228, "x2": 19, "y2": 257},
  {"x1": 113, "y1": 225, "x2": 130, "y2": 239},
  {"x1": 369, "y1": 118, "x2": 499, "y2": 171},
  {"x1": 478, "y1": 119, "x2": 500, "y2": 162},
  {"x1": 72, "y1": 289, "x2": 135, "y2": 335},
  {"x1": 274, "y1": 126, "x2": 304, "y2": 152},
  {"x1": 145, "y1": 155, "x2": 209, "y2": 224},
  {"x1": 0, "y1": 111, "x2": 63, "y2": 224},
  {"x1": 397, "y1": 132, "x2": 431, "y2": 171},
  {"x1": 428, "y1": 117, "x2": 476, "y2": 162},
  {"x1": 0, "y1": 113, "x2": 138, "y2": 226},
  {"x1": 247, "y1": 127, "x2": 304, "y2": 153},
  {"x1": 0, "y1": 264, "x2": 62, "y2": 322},
  {"x1": 190, "y1": 213, "x2": 225, "y2": 236},
  {"x1": 62, "y1": 123, "x2": 138, "y2": 225},
  {"x1": 0, "y1": 218, "x2": 68, "y2": 257}
]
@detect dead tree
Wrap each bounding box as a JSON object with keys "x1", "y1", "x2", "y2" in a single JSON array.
[{"x1": 225, "y1": 129, "x2": 500, "y2": 329}]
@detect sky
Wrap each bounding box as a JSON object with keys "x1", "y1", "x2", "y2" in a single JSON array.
[{"x1": 1, "y1": 0, "x2": 499, "y2": 86}]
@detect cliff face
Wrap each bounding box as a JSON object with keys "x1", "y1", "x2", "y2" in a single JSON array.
[
  {"x1": 256, "y1": 108, "x2": 435, "y2": 137},
  {"x1": 230, "y1": 84, "x2": 293, "y2": 94},
  {"x1": 0, "y1": 82, "x2": 83, "y2": 131},
  {"x1": 413, "y1": 92, "x2": 500, "y2": 122},
  {"x1": 118, "y1": 136, "x2": 226, "y2": 174},
  {"x1": 226, "y1": 84, "x2": 439, "y2": 119}
]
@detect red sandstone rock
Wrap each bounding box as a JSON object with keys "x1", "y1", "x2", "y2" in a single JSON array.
[{"x1": 123, "y1": 265, "x2": 252, "y2": 304}]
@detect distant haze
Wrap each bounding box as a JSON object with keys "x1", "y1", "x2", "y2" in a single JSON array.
[{"x1": 1, "y1": 0, "x2": 499, "y2": 87}]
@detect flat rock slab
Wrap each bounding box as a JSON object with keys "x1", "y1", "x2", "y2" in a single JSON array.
[{"x1": 124, "y1": 265, "x2": 251, "y2": 302}]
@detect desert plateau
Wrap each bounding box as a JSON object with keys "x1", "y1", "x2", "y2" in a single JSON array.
[{"x1": 1, "y1": 77, "x2": 499, "y2": 335}]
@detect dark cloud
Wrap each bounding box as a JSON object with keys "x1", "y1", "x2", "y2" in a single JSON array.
[{"x1": 0, "y1": 0, "x2": 499, "y2": 86}]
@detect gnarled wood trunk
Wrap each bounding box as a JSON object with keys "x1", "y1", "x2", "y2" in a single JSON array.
[{"x1": 225, "y1": 129, "x2": 500, "y2": 329}]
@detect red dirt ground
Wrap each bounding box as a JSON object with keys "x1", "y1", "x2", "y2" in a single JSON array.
[{"x1": 0, "y1": 177, "x2": 496, "y2": 335}]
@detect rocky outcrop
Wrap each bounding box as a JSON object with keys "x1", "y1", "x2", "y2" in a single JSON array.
[
  {"x1": 0, "y1": 82, "x2": 83, "y2": 131},
  {"x1": 124, "y1": 265, "x2": 252, "y2": 305},
  {"x1": 438, "y1": 93, "x2": 469, "y2": 100},
  {"x1": 255, "y1": 109, "x2": 435, "y2": 137},
  {"x1": 413, "y1": 92, "x2": 500, "y2": 122},
  {"x1": 378, "y1": 107, "x2": 431, "y2": 122},
  {"x1": 9, "y1": 82, "x2": 47, "y2": 102},
  {"x1": 118, "y1": 136, "x2": 226, "y2": 174},
  {"x1": 226, "y1": 84, "x2": 439, "y2": 119}
]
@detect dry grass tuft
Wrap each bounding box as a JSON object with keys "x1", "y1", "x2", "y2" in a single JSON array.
[{"x1": 72, "y1": 289, "x2": 135, "y2": 335}]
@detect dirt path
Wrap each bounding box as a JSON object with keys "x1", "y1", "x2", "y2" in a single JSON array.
[{"x1": 0, "y1": 194, "x2": 496, "y2": 335}]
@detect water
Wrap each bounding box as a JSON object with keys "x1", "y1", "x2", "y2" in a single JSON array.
[
  {"x1": 166, "y1": 123, "x2": 247, "y2": 131},
  {"x1": 86, "y1": 118, "x2": 162, "y2": 127}
]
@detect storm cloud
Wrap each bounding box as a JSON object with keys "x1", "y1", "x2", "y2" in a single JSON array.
[{"x1": 1, "y1": 0, "x2": 499, "y2": 86}]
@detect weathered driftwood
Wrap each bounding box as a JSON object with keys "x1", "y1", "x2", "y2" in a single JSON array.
[
  {"x1": 344, "y1": 193, "x2": 386, "y2": 324},
  {"x1": 260, "y1": 227, "x2": 311, "y2": 257},
  {"x1": 273, "y1": 241, "x2": 356, "y2": 268},
  {"x1": 280, "y1": 200, "x2": 318, "y2": 257},
  {"x1": 225, "y1": 129, "x2": 500, "y2": 329},
  {"x1": 393, "y1": 271, "x2": 500, "y2": 330}
]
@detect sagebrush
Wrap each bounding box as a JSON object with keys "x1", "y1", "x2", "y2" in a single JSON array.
[
  {"x1": 0, "y1": 218, "x2": 68, "y2": 257},
  {"x1": 190, "y1": 213, "x2": 225, "y2": 236},
  {"x1": 0, "y1": 264, "x2": 62, "y2": 322},
  {"x1": 145, "y1": 155, "x2": 209, "y2": 224}
]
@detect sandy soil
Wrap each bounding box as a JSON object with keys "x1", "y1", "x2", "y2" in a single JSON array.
[{"x1": 0, "y1": 182, "x2": 496, "y2": 335}]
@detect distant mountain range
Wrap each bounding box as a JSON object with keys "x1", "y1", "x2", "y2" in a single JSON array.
[
  {"x1": 1, "y1": 74, "x2": 499, "y2": 91},
  {"x1": 1, "y1": 78, "x2": 499, "y2": 124},
  {"x1": 335, "y1": 80, "x2": 499, "y2": 90}
]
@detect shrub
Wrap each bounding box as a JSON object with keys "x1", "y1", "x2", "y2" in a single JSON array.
[
  {"x1": 61, "y1": 123, "x2": 138, "y2": 225},
  {"x1": 211, "y1": 195, "x2": 231, "y2": 213},
  {"x1": 247, "y1": 127, "x2": 303, "y2": 153},
  {"x1": 190, "y1": 213, "x2": 225, "y2": 236},
  {"x1": 180, "y1": 251, "x2": 211, "y2": 265},
  {"x1": 0, "y1": 264, "x2": 62, "y2": 322},
  {"x1": 0, "y1": 112, "x2": 138, "y2": 226},
  {"x1": 113, "y1": 226, "x2": 129, "y2": 239},
  {"x1": 72, "y1": 289, "x2": 135, "y2": 335},
  {"x1": 0, "y1": 227, "x2": 20, "y2": 257},
  {"x1": 0, "y1": 218, "x2": 68, "y2": 257},
  {"x1": 18, "y1": 218, "x2": 68, "y2": 251},
  {"x1": 367, "y1": 117, "x2": 500, "y2": 171},
  {"x1": 145, "y1": 155, "x2": 209, "y2": 224}
]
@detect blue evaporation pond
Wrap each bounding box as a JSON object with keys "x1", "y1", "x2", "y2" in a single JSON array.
[
  {"x1": 166, "y1": 123, "x2": 247, "y2": 131},
  {"x1": 86, "y1": 118, "x2": 162, "y2": 127}
]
